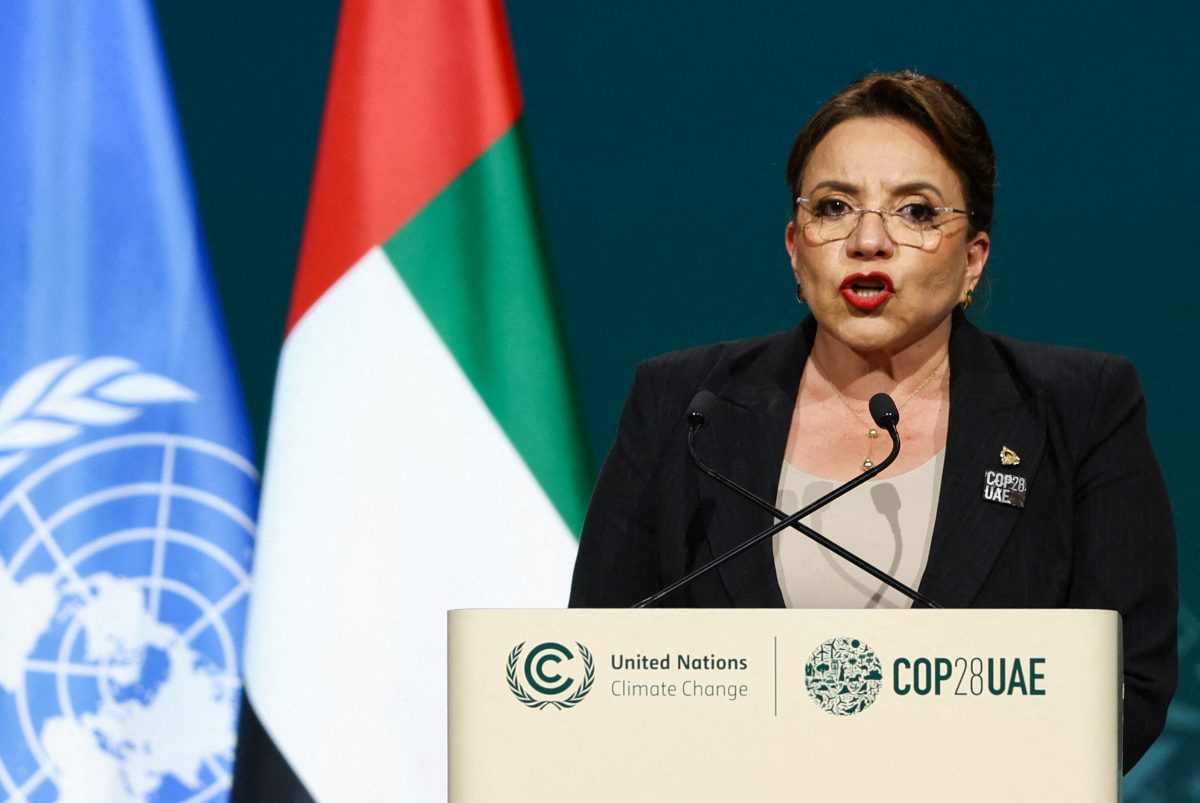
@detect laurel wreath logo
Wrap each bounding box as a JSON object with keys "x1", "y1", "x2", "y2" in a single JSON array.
[
  {"x1": 507, "y1": 642, "x2": 594, "y2": 710},
  {"x1": 0, "y1": 356, "x2": 197, "y2": 480}
]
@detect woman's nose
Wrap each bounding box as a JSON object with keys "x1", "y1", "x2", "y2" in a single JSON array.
[{"x1": 846, "y1": 210, "x2": 895, "y2": 259}]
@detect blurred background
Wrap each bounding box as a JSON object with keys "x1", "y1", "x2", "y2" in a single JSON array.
[{"x1": 153, "y1": 1, "x2": 1197, "y2": 798}]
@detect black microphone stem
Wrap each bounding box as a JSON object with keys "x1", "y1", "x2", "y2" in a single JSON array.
[{"x1": 633, "y1": 421, "x2": 941, "y2": 609}]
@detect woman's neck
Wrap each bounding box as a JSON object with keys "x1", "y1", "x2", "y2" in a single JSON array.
[{"x1": 788, "y1": 318, "x2": 953, "y2": 478}]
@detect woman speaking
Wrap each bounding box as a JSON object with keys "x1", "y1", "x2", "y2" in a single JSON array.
[{"x1": 568, "y1": 71, "x2": 1177, "y2": 771}]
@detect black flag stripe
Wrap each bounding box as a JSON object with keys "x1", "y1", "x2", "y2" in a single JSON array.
[{"x1": 230, "y1": 692, "x2": 317, "y2": 803}]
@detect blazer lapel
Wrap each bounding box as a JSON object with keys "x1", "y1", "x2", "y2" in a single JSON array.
[
  {"x1": 918, "y1": 314, "x2": 1046, "y2": 607},
  {"x1": 692, "y1": 322, "x2": 814, "y2": 608}
]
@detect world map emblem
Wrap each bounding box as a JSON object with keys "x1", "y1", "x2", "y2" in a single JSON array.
[
  {"x1": 0, "y1": 357, "x2": 257, "y2": 801},
  {"x1": 804, "y1": 636, "x2": 884, "y2": 716}
]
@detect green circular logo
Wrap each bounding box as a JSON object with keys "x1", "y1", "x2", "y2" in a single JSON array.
[
  {"x1": 804, "y1": 636, "x2": 883, "y2": 716},
  {"x1": 507, "y1": 641, "x2": 594, "y2": 710}
]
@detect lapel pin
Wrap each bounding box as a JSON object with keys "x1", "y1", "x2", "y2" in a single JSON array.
[
  {"x1": 1000, "y1": 446, "x2": 1020, "y2": 466},
  {"x1": 983, "y1": 465, "x2": 1027, "y2": 509}
]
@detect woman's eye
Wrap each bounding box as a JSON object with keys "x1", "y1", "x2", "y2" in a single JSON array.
[
  {"x1": 897, "y1": 202, "x2": 937, "y2": 224},
  {"x1": 814, "y1": 198, "x2": 851, "y2": 217}
]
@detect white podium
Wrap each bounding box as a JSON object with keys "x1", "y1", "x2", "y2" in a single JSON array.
[{"x1": 448, "y1": 609, "x2": 1120, "y2": 802}]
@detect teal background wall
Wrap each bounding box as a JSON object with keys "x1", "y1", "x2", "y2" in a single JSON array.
[{"x1": 153, "y1": 2, "x2": 1197, "y2": 797}]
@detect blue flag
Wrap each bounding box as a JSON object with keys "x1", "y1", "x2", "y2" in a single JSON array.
[{"x1": 0, "y1": 3, "x2": 257, "y2": 801}]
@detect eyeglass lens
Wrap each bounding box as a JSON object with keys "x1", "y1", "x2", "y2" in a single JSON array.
[{"x1": 803, "y1": 209, "x2": 938, "y2": 249}]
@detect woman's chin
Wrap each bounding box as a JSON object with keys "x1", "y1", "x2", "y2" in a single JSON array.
[
  {"x1": 820, "y1": 319, "x2": 910, "y2": 356},
  {"x1": 813, "y1": 307, "x2": 955, "y2": 359}
]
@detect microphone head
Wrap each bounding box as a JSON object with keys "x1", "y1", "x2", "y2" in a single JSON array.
[
  {"x1": 868, "y1": 393, "x2": 900, "y2": 430},
  {"x1": 687, "y1": 390, "x2": 718, "y2": 431}
]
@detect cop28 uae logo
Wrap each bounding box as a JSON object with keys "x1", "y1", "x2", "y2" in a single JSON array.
[
  {"x1": 804, "y1": 636, "x2": 883, "y2": 716},
  {"x1": 506, "y1": 641, "x2": 594, "y2": 710}
]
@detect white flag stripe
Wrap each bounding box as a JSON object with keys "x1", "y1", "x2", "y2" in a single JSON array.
[{"x1": 243, "y1": 247, "x2": 578, "y2": 802}]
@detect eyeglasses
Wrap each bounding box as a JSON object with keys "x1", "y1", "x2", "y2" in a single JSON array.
[{"x1": 795, "y1": 196, "x2": 971, "y2": 249}]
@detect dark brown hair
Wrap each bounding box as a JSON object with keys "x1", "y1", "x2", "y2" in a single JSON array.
[{"x1": 786, "y1": 71, "x2": 996, "y2": 233}]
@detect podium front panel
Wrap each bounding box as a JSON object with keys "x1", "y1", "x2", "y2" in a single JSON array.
[{"x1": 448, "y1": 609, "x2": 1119, "y2": 802}]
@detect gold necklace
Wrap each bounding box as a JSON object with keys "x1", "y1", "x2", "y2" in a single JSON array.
[{"x1": 819, "y1": 353, "x2": 949, "y2": 472}]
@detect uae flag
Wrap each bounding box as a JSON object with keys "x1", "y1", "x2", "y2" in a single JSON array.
[{"x1": 231, "y1": 3, "x2": 592, "y2": 800}]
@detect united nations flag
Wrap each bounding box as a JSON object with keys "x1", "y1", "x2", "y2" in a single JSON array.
[{"x1": 0, "y1": 3, "x2": 257, "y2": 801}]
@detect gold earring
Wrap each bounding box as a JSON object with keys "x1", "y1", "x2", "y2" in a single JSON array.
[
  {"x1": 961, "y1": 289, "x2": 974, "y2": 310},
  {"x1": 796, "y1": 284, "x2": 805, "y2": 304}
]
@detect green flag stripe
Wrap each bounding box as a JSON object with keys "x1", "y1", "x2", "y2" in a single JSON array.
[{"x1": 382, "y1": 120, "x2": 593, "y2": 536}]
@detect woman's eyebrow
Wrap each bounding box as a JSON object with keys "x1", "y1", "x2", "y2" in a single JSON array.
[
  {"x1": 806, "y1": 179, "x2": 858, "y2": 194},
  {"x1": 806, "y1": 179, "x2": 948, "y2": 201},
  {"x1": 892, "y1": 181, "x2": 946, "y2": 199}
]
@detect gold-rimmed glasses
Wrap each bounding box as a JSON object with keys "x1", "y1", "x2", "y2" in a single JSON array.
[{"x1": 796, "y1": 196, "x2": 971, "y2": 249}]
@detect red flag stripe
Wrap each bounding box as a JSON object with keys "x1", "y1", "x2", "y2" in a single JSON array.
[{"x1": 286, "y1": 1, "x2": 523, "y2": 332}]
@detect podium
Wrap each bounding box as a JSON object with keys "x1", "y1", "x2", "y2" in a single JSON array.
[{"x1": 448, "y1": 609, "x2": 1120, "y2": 802}]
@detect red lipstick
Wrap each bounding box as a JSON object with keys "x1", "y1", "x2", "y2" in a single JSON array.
[{"x1": 839, "y1": 272, "x2": 894, "y2": 312}]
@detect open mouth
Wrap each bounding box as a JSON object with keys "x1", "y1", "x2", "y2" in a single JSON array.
[{"x1": 839, "y1": 272, "x2": 894, "y2": 310}]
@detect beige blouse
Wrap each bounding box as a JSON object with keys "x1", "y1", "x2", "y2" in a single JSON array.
[{"x1": 772, "y1": 449, "x2": 945, "y2": 609}]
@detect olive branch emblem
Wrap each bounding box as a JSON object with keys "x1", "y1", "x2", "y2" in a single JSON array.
[
  {"x1": 507, "y1": 641, "x2": 594, "y2": 710},
  {"x1": 0, "y1": 356, "x2": 197, "y2": 480}
]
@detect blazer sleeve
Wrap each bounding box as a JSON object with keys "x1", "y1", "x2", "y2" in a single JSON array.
[
  {"x1": 569, "y1": 361, "x2": 665, "y2": 608},
  {"x1": 1066, "y1": 355, "x2": 1178, "y2": 772}
]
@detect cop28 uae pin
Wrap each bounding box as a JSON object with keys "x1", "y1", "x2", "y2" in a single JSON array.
[{"x1": 983, "y1": 445, "x2": 1026, "y2": 508}]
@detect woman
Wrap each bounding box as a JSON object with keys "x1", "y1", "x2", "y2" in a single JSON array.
[{"x1": 568, "y1": 71, "x2": 1176, "y2": 771}]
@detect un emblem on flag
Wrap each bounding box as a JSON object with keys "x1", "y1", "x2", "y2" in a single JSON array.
[
  {"x1": 506, "y1": 641, "x2": 595, "y2": 710},
  {"x1": 0, "y1": 358, "x2": 257, "y2": 801}
]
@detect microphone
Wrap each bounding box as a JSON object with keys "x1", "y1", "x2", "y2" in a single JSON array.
[
  {"x1": 632, "y1": 390, "x2": 941, "y2": 609},
  {"x1": 869, "y1": 392, "x2": 899, "y2": 430}
]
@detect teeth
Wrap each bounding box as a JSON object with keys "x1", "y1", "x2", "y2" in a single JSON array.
[{"x1": 853, "y1": 287, "x2": 882, "y2": 297}]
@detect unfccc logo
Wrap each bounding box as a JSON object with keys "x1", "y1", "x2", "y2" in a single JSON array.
[{"x1": 506, "y1": 641, "x2": 594, "y2": 710}]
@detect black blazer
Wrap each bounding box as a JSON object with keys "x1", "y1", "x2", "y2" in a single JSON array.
[{"x1": 570, "y1": 311, "x2": 1177, "y2": 771}]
